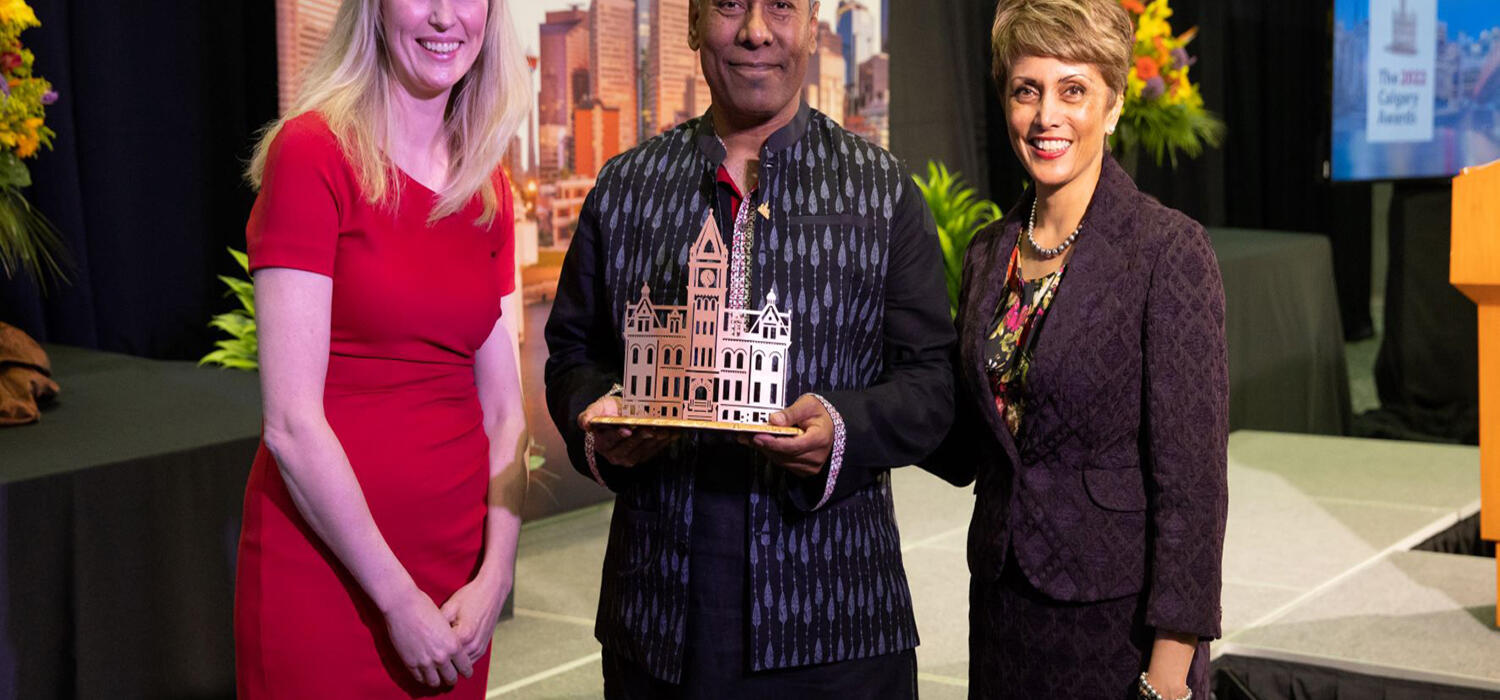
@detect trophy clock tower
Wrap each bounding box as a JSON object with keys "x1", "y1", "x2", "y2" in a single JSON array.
[{"x1": 684, "y1": 213, "x2": 727, "y2": 420}]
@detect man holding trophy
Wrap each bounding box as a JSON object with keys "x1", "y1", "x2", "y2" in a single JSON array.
[{"x1": 544, "y1": 0, "x2": 953, "y2": 696}]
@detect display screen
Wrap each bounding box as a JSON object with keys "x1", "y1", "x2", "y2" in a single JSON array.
[{"x1": 1333, "y1": 0, "x2": 1500, "y2": 181}]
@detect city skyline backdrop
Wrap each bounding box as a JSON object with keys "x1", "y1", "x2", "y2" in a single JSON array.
[
  {"x1": 512, "y1": 0, "x2": 882, "y2": 57},
  {"x1": 512, "y1": 0, "x2": 887, "y2": 179},
  {"x1": 272, "y1": 0, "x2": 890, "y2": 249},
  {"x1": 516, "y1": 0, "x2": 891, "y2": 248}
]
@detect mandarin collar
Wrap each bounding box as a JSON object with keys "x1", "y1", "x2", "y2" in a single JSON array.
[{"x1": 693, "y1": 101, "x2": 813, "y2": 165}]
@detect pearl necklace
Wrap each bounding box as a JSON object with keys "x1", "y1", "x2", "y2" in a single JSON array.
[{"x1": 1026, "y1": 198, "x2": 1082, "y2": 259}]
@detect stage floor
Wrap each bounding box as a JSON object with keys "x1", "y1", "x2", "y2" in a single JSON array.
[{"x1": 481, "y1": 431, "x2": 1489, "y2": 698}]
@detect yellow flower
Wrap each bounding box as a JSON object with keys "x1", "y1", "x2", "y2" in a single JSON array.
[
  {"x1": 15, "y1": 132, "x2": 36, "y2": 157},
  {"x1": 1136, "y1": 0, "x2": 1173, "y2": 43},
  {"x1": 0, "y1": 0, "x2": 39, "y2": 29},
  {"x1": 0, "y1": 131, "x2": 17, "y2": 148}
]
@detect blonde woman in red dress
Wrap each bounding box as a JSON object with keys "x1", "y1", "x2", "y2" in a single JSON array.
[{"x1": 235, "y1": 1, "x2": 531, "y2": 696}]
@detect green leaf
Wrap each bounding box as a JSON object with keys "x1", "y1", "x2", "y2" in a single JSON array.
[
  {"x1": 0, "y1": 152, "x2": 31, "y2": 189},
  {"x1": 228, "y1": 248, "x2": 250, "y2": 274},
  {"x1": 525, "y1": 437, "x2": 547, "y2": 471},
  {"x1": 199, "y1": 349, "x2": 259, "y2": 370},
  {"x1": 0, "y1": 186, "x2": 71, "y2": 288},
  {"x1": 1116, "y1": 101, "x2": 1227, "y2": 168},
  {"x1": 218, "y1": 275, "x2": 256, "y2": 314},
  {"x1": 209, "y1": 312, "x2": 255, "y2": 339},
  {"x1": 219, "y1": 275, "x2": 254, "y2": 299}
]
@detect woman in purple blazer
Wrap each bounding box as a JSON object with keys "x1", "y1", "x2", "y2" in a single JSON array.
[{"x1": 925, "y1": 1, "x2": 1229, "y2": 698}]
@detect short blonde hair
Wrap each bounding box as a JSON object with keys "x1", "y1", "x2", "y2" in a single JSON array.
[
  {"x1": 990, "y1": 0, "x2": 1133, "y2": 96},
  {"x1": 248, "y1": 0, "x2": 531, "y2": 225}
]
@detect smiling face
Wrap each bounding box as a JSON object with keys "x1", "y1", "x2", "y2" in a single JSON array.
[
  {"x1": 690, "y1": 0, "x2": 820, "y2": 124},
  {"x1": 382, "y1": 0, "x2": 488, "y2": 100},
  {"x1": 1004, "y1": 55, "x2": 1123, "y2": 193}
]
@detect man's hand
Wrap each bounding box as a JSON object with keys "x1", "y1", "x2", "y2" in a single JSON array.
[
  {"x1": 578, "y1": 395, "x2": 678, "y2": 467},
  {"x1": 744, "y1": 395, "x2": 833, "y2": 477}
]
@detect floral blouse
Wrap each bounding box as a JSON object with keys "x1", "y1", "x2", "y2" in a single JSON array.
[{"x1": 985, "y1": 243, "x2": 1067, "y2": 436}]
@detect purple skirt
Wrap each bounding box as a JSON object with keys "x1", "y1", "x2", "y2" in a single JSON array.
[{"x1": 969, "y1": 555, "x2": 1211, "y2": 699}]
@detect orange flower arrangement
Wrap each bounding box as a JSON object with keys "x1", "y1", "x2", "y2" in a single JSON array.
[
  {"x1": 1114, "y1": 0, "x2": 1223, "y2": 167},
  {"x1": 0, "y1": 0, "x2": 63, "y2": 284}
]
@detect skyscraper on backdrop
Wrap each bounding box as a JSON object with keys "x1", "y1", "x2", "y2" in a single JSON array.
[
  {"x1": 644, "y1": 0, "x2": 711, "y2": 135},
  {"x1": 806, "y1": 22, "x2": 846, "y2": 124},
  {"x1": 851, "y1": 52, "x2": 889, "y2": 147},
  {"x1": 836, "y1": 0, "x2": 877, "y2": 101},
  {"x1": 539, "y1": 8, "x2": 589, "y2": 178},
  {"x1": 590, "y1": 0, "x2": 638, "y2": 150},
  {"x1": 636, "y1": 0, "x2": 651, "y2": 140},
  {"x1": 880, "y1": 0, "x2": 888, "y2": 50}
]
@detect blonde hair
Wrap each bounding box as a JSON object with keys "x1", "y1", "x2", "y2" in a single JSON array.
[
  {"x1": 990, "y1": 0, "x2": 1133, "y2": 96},
  {"x1": 248, "y1": 0, "x2": 531, "y2": 224}
]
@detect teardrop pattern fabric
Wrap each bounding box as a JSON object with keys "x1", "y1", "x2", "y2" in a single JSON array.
[{"x1": 584, "y1": 109, "x2": 919, "y2": 682}]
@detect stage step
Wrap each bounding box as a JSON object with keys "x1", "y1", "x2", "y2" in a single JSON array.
[{"x1": 1213, "y1": 431, "x2": 1495, "y2": 697}]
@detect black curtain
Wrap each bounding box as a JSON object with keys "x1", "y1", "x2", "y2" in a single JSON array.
[
  {"x1": 1185, "y1": 0, "x2": 1373, "y2": 340},
  {"x1": 1362, "y1": 183, "x2": 1478, "y2": 444},
  {"x1": 893, "y1": 0, "x2": 1375, "y2": 340},
  {"x1": 0, "y1": 0, "x2": 278, "y2": 360},
  {"x1": 889, "y1": 0, "x2": 995, "y2": 198}
]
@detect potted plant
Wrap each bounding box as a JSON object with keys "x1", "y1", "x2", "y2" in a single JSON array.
[
  {"x1": 912, "y1": 162, "x2": 1003, "y2": 319},
  {"x1": 200, "y1": 249, "x2": 258, "y2": 370}
]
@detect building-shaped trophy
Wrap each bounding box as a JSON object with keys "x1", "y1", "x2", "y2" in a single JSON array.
[
  {"x1": 1388, "y1": 0, "x2": 1418, "y2": 55},
  {"x1": 597, "y1": 212, "x2": 797, "y2": 435}
]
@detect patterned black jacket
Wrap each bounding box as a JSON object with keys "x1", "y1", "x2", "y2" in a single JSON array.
[{"x1": 544, "y1": 103, "x2": 955, "y2": 682}]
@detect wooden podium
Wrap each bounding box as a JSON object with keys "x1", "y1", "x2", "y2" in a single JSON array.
[{"x1": 1452, "y1": 160, "x2": 1500, "y2": 625}]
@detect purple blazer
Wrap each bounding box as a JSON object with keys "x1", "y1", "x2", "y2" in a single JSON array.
[{"x1": 928, "y1": 155, "x2": 1229, "y2": 639}]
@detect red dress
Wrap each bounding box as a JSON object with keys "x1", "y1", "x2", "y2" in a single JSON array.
[{"x1": 235, "y1": 112, "x2": 515, "y2": 698}]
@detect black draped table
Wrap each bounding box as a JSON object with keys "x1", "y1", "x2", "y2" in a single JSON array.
[
  {"x1": 1209, "y1": 228, "x2": 1352, "y2": 436},
  {"x1": 0, "y1": 345, "x2": 261, "y2": 699}
]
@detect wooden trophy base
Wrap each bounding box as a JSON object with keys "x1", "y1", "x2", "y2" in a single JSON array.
[{"x1": 589, "y1": 415, "x2": 803, "y2": 437}]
